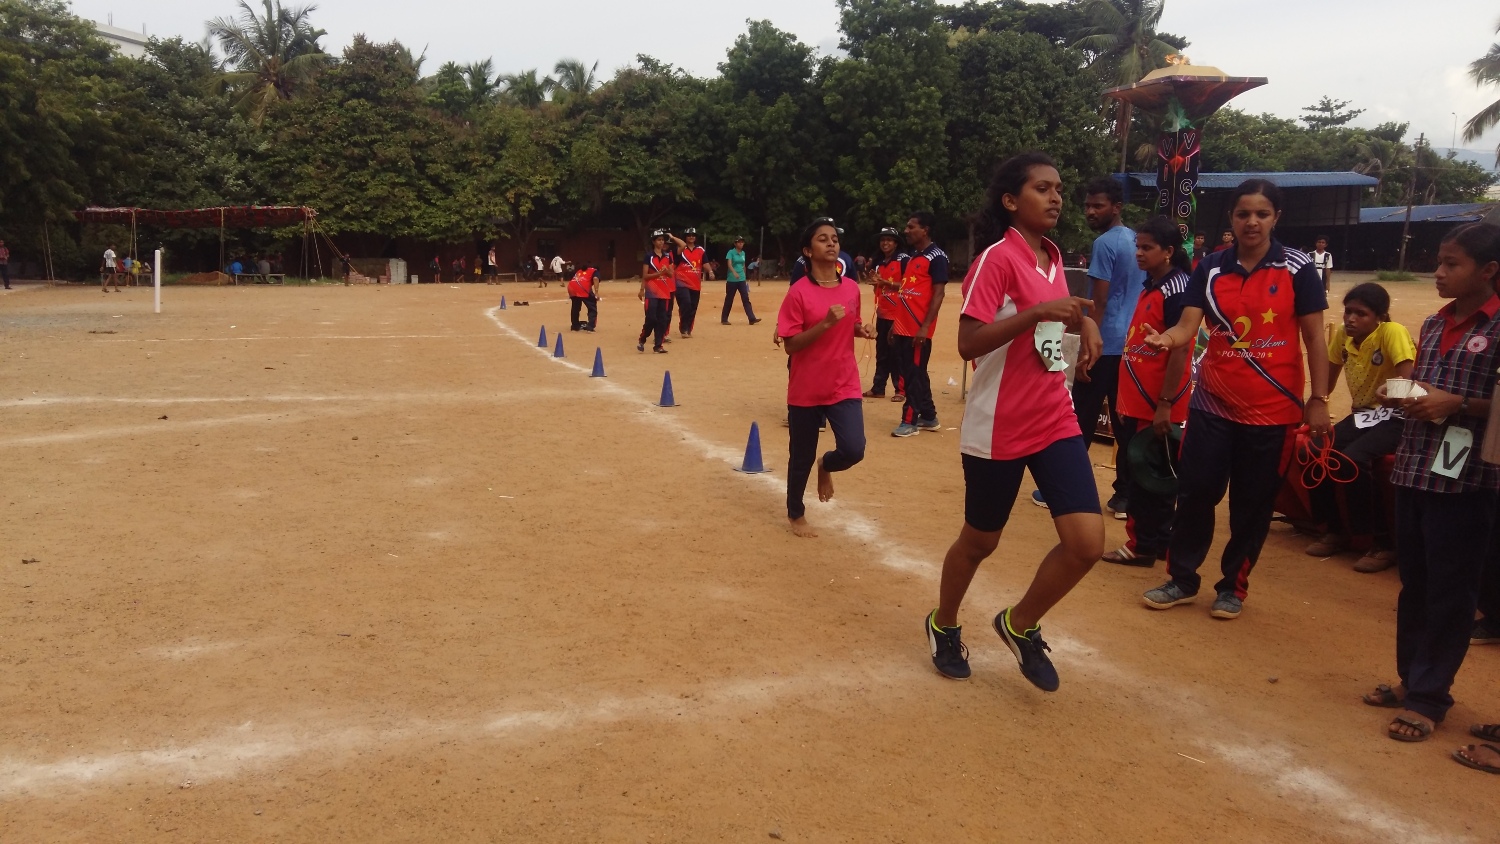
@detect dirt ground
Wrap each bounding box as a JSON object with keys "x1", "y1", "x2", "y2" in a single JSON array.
[{"x1": 0, "y1": 274, "x2": 1495, "y2": 842}]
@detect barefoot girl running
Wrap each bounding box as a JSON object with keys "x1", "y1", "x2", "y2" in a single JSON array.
[
  {"x1": 778, "y1": 219, "x2": 877, "y2": 538},
  {"x1": 925, "y1": 152, "x2": 1104, "y2": 690}
]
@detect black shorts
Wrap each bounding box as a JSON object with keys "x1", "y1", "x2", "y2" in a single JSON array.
[{"x1": 962, "y1": 436, "x2": 1102, "y2": 533}]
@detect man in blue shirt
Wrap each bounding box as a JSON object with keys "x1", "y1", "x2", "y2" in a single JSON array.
[{"x1": 1038, "y1": 178, "x2": 1146, "y2": 518}]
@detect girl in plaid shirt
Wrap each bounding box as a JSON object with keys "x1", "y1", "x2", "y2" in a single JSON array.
[{"x1": 1365, "y1": 223, "x2": 1500, "y2": 747}]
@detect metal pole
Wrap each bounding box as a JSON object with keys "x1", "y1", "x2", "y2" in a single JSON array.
[
  {"x1": 153, "y1": 248, "x2": 162, "y2": 313},
  {"x1": 757, "y1": 225, "x2": 764, "y2": 285},
  {"x1": 1397, "y1": 133, "x2": 1423, "y2": 273}
]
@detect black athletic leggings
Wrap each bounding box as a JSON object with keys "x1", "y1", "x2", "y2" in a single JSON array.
[{"x1": 787, "y1": 399, "x2": 865, "y2": 520}]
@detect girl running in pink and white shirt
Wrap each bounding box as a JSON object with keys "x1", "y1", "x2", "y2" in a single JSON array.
[{"x1": 924, "y1": 152, "x2": 1105, "y2": 691}]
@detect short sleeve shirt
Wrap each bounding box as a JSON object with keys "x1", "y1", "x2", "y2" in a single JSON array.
[
  {"x1": 675, "y1": 245, "x2": 705, "y2": 290},
  {"x1": 1312, "y1": 250, "x2": 1333, "y2": 273},
  {"x1": 726, "y1": 249, "x2": 746, "y2": 281},
  {"x1": 1328, "y1": 321, "x2": 1417, "y2": 410},
  {"x1": 643, "y1": 252, "x2": 674, "y2": 299},
  {"x1": 777, "y1": 278, "x2": 863, "y2": 407},
  {"x1": 874, "y1": 253, "x2": 907, "y2": 321},
  {"x1": 1117, "y1": 268, "x2": 1194, "y2": 423},
  {"x1": 891, "y1": 244, "x2": 950, "y2": 337},
  {"x1": 1184, "y1": 242, "x2": 1327, "y2": 425},
  {"x1": 790, "y1": 252, "x2": 852, "y2": 285},
  {"x1": 1089, "y1": 225, "x2": 1147, "y2": 356},
  {"x1": 104, "y1": 249, "x2": 116, "y2": 269},
  {"x1": 959, "y1": 230, "x2": 1079, "y2": 460}
]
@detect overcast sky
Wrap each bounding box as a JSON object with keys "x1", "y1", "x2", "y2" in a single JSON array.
[{"x1": 77, "y1": 0, "x2": 1500, "y2": 161}]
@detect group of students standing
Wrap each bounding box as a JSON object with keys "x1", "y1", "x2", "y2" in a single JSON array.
[
  {"x1": 774, "y1": 151, "x2": 1500, "y2": 771},
  {"x1": 636, "y1": 229, "x2": 761, "y2": 353}
]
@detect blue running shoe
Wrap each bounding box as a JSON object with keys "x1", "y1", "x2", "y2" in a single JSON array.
[
  {"x1": 926, "y1": 610, "x2": 970, "y2": 680},
  {"x1": 994, "y1": 607, "x2": 1059, "y2": 692}
]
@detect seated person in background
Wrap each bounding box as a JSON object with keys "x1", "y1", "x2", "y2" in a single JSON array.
[
  {"x1": 229, "y1": 258, "x2": 244, "y2": 276},
  {"x1": 1306, "y1": 282, "x2": 1415, "y2": 572}
]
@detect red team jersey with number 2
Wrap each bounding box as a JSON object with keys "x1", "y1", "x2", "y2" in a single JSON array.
[
  {"x1": 675, "y1": 245, "x2": 705, "y2": 291},
  {"x1": 959, "y1": 229, "x2": 1080, "y2": 461}
]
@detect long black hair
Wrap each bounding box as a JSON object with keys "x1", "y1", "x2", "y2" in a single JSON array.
[
  {"x1": 1136, "y1": 216, "x2": 1191, "y2": 275},
  {"x1": 973, "y1": 151, "x2": 1056, "y2": 251}
]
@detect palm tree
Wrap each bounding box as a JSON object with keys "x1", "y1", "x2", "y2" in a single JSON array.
[
  {"x1": 463, "y1": 59, "x2": 501, "y2": 105},
  {"x1": 1462, "y1": 17, "x2": 1500, "y2": 158},
  {"x1": 502, "y1": 69, "x2": 555, "y2": 108},
  {"x1": 1072, "y1": 0, "x2": 1179, "y2": 171},
  {"x1": 207, "y1": 0, "x2": 331, "y2": 126},
  {"x1": 552, "y1": 58, "x2": 599, "y2": 103}
]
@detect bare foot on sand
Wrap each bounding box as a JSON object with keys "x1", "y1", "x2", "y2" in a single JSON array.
[
  {"x1": 789, "y1": 517, "x2": 818, "y2": 538},
  {"x1": 817, "y1": 458, "x2": 835, "y2": 502}
]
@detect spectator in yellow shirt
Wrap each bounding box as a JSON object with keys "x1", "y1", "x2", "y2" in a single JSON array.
[{"x1": 1305, "y1": 283, "x2": 1416, "y2": 571}]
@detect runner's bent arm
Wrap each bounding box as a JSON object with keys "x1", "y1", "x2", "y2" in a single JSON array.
[
  {"x1": 957, "y1": 296, "x2": 1093, "y2": 361},
  {"x1": 783, "y1": 306, "x2": 845, "y2": 355}
]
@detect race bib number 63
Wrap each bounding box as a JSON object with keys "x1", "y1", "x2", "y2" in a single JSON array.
[{"x1": 1035, "y1": 321, "x2": 1067, "y2": 372}]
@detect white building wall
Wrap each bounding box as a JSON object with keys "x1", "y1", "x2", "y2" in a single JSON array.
[{"x1": 94, "y1": 22, "x2": 149, "y2": 60}]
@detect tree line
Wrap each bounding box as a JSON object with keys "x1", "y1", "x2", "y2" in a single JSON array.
[{"x1": 1, "y1": 0, "x2": 1493, "y2": 277}]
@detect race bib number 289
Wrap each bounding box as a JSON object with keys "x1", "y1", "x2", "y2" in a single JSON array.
[{"x1": 1035, "y1": 321, "x2": 1067, "y2": 372}]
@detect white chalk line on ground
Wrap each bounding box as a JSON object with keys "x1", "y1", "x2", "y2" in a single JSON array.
[
  {"x1": 0, "y1": 389, "x2": 594, "y2": 409},
  {"x1": 0, "y1": 664, "x2": 909, "y2": 799},
  {"x1": 479, "y1": 306, "x2": 1467, "y2": 844}
]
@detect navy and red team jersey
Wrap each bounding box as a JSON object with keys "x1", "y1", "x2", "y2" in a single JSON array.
[
  {"x1": 644, "y1": 252, "x2": 675, "y2": 299},
  {"x1": 891, "y1": 244, "x2": 949, "y2": 338},
  {"x1": 1186, "y1": 241, "x2": 1327, "y2": 425},
  {"x1": 675, "y1": 245, "x2": 705, "y2": 291},
  {"x1": 1118, "y1": 267, "x2": 1193, "y2": 423},
  {"x1": 567, "y1": 267, "x2": 597, "y2": 298},
  {"x1": 874, "y1": 253, "x2": 907, "y2": 321}
]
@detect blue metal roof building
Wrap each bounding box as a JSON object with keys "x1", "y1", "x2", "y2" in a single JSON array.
[
  {"x1": 1359, "y1": 203, "x2": 1498, "y2": 224},
  {"x1": 1124, "y1": 171, "x2": 1379, "y2": 191}
]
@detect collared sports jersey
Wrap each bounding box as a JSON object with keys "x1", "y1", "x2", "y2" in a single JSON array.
[
  {"x1": 1118, "y1": 268, "x2": 1193, "y2": 423},
  {"x1": 1184, "y1": 241, "x2": 1327, "y2": 425},
  {"x1": 644, "y1": 252, "x2": 675, "y2": 299},
  {"x1": 874, "y1": 253, "x2": 907, "y2": 321},
  {"x1": 959, "y1": 229, "x2": 1080, "y2": 461},
  {"x1": 1328, "y1": 321, "x2": 1416, "y2": 409},
  {"x1": 1090, "y1": 224, "x2": 1148, "y2": 355},
  {"x1": 891, "y1": 243, "x2": 950, "y2": 338},
  {"x1": 675, "y1": 245, "x2": 705, "y2": 291},
  {"x1": 567, "y1": 267, "x2": 598, "y2": 298}
]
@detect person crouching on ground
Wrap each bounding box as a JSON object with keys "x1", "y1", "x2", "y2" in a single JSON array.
[
  {"x1": 1101, "y1": 216, "x2": 1193, "y2": 567},
  {"x1": 1137, "y1": 179, "x2": 1331, "y2": 620},
  {"x1": 1365, "y1": 222, "x2": 1500, "y2": 744},
  {"x1": 924, "y1": 151, "x2": 1103, "y2": 691},
  {"x1": 778, "y1": 218, "x2": 875, "y2": 538},
  {"x1": 1304, "y1": 282, "x2": 1415, "y2": 571},
  {"x1": 568, "y1": 264, "x2": 601, "y2": 332}
]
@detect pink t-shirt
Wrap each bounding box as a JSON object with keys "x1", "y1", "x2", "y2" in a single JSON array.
[
  {"x1": 777, "y1": 276, "x2": 863, "y2": 407},
  {"x1": 959, "y1": 229, "x2": 1080, "y2": 460}
]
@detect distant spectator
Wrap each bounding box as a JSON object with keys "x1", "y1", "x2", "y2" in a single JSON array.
[
  {"x1": 0, "y1": 238, "x2": 11, "y2": 289},
  {"x1": 429, "y1": 254, "x2": 440, "y2": 282},
  {"x1": 1213, "y1": 229, "x2": 1234, "y2": 253},
  {"x1": 1311, "y1": 235, "x2": 1334, "y2": 291},
  {"x1": 1192, "y1": 232, "x2": 1207, "y2": 270},
  {"x1": 533, "y1": 254, "x2": 545, "y2": 287},
  {"x1": 257, "y1": 256, "x2": 271, "y2": 279}
]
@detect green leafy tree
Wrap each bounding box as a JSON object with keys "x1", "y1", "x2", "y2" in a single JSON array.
[
  {"x1": 707, "y1": 21, "x2": 830, "y2": 253},
  {"x1": 942, "y1": 0, "x2": 1090, "y2": 46},
  {"x1": 424, "y1": 61, "x2": 472, "y2": 117},
  {"x1": 467, "y1": 105, "x2": 564, "y2": 254},
  {"x1": 1300, "y1": 96, "x2": 1364, "y2": 131},
  {"x1": 462, "y1": 59, "x2": 501, "y2": 105},
  {"x1": 945, "y1": 28, "x2": 1112, "y2": 255},
  {"x1": 822, "y1": 0, "x2": 956, "y2": 234},
  {"x1": 1071, "y1": 0, "x2": 1181, "y2": 171},
  {"x1": 262, "y1": 36, "x2": 468, "y2": 241},
  {"x1": 0, "y1": 0, "x2": 136, "y2": 270},
  {"x1": 207, "y1": 0, "x2": 331, "y2": 126}
]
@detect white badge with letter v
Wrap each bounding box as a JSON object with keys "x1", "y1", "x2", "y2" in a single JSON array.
[
  {"x1": 1034, "y1": 321, "x2": 1067, "y2": 372},
  {"x1": 1431, "y1": 425, "x2": 1475, "y2": 479}
]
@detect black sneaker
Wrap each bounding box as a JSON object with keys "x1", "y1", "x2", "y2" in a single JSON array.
[
  {"x1": 994, "y1": 607, "x2": 1058, "y2": 692},
  {"x1": 1107, "y1": 494, "x2": 1129, "y2": 521},
  {"x1": 926, "y1": 610, "x2": 970, "y2": 680},
  {"x1": 637, "y1": 342, "x2": 646, "y2": 352},
  {"x1": 749, "y1": 318, "x2": 762, "y2": 325}
]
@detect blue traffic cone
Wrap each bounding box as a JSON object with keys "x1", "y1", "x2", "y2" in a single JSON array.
[
  {"x1": 590, "y1": 348, "x2": 606, "y2": 377},
  {"x1": 500, "y1": 296, "x2": 507, "y2": 310},
  {"x1": 537, "y1": 325, "x2": 547, "y2": 348},
  {"x1": 734, "y1": 422, "x2": 770, "y2": 473},
  {"x1": 655, "y1": 371, "x2": 677, "y2": 407},
  {"x1": 553, "y1": 333, "x2": 565, "y2": 358}
]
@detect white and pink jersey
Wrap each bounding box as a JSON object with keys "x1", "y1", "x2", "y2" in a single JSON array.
[{"x1": 959, "y1": 229, "x2": 1080, "y2": 460}]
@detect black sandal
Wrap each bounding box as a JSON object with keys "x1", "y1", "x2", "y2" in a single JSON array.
[
  {"x1": 1453, "y1": 743, "x2": 1500, "y2": 774},
  {"x1": 1471, "y1": 724, "x2": 1500, "y2": 741},
  {"x1": 1388, "y1": 713, "x2": 1434, "y2": 743},
  {"x1": 1362, "y1": 683, "x2": 1404, "y2": 708}
]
